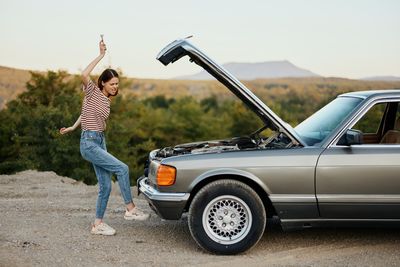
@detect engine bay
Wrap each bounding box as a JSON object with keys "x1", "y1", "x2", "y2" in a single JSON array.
[{"x1": 154, "y1": 129, "x2": 295, "y2": 159}]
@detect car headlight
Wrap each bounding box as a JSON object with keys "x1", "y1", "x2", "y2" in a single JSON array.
[{"x1": 156, "y1": 165, "x2": 176, "y2": 186}]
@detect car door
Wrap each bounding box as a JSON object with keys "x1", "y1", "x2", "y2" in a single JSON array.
[{"x1": 316, "y1": 99, "x2": 400, "y2": 219}]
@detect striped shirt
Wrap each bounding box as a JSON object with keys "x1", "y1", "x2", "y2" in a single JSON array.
[{"x1": 81, "y1": 80, "x2": 110, "y2": 132}]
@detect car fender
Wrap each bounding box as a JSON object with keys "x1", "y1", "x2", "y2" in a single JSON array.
[{"x1": 188, "y1": 167, "x2": 272, "y2": 195}]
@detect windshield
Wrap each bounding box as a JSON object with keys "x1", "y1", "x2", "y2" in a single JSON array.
[{"x1": 295, "y1": 96, "x2": 363, "y2": 146}]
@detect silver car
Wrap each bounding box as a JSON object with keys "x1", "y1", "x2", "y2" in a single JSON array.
[{"x1": 138, "y1": 38, "x2": 400, "y2": 255}]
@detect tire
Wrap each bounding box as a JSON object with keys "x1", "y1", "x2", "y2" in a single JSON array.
[{"x1": 188, "y1": 179, "x2": 266, "y2": 255}]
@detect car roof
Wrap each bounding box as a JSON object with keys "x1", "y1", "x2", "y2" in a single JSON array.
[{"x1": 339, "y1": 89, "x2": 400, "y2": 99}]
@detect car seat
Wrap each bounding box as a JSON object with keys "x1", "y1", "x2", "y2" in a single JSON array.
[{"x1": 380, "y1": 117, "x2": 400, "y2": 144}]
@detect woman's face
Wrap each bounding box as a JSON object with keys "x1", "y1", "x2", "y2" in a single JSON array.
[{"x1": 102, "y1": 77, "x2": 119, "y2": 97}]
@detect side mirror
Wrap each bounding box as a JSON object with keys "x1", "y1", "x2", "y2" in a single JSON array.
[{"x1": 337, "y1": 129, "x2": 363, "y2": 146}]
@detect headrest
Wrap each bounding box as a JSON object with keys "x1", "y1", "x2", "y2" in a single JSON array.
[{"x1": 395, "y1": 117, "x2": 400, "y2": 130}]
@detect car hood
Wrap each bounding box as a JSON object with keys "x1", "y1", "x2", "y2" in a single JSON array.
[{"x1": 157, "y1": 38, "x2": 305, "y2": 146}]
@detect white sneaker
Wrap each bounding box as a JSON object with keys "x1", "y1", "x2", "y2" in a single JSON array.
[
  {"x1": 90, "y1": 222, "x2": 116, "y2": 236},
  {"x1": 124, "y1": 207, "x2": 149, "y2": 221}
]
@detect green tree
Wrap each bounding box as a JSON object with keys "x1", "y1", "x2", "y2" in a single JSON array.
[{"x1": 0, "y1": 71, "x2": 96, "y2": 182}]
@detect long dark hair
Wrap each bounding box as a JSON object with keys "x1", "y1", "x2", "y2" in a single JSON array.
[{"x1": 98, "y1": 68, "x2": 119, "y2": 90}]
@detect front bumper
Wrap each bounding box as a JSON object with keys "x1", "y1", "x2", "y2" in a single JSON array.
[{"x1": 137, "y1": 176, "x2": 190, "y2": 220}]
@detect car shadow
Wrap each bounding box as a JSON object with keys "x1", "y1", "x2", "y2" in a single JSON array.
[
  {"x1": 140, "y1": 212, "x2": 400, "y2": 255},
  {"x1": 253, "y1": 217, "x2": 400, "y2": 253}
]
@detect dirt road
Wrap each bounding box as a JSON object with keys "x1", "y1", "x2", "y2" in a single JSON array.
[{"x1": 1, "y1": 170, "x2": 399, "y2": 267}]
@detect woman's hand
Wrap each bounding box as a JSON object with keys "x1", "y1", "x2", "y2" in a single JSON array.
[
  {"x1": 59, "y1": 127, "x2": 74, "y2": 135},
  {"x1": 60, "y1": 116, "x2": 81, "y2": 135},
  {"x1": 82, "y1": 40, "x2": 106, "y2": 85},
  {"x1": 99, "y1": 40, "x2": 107, "y2": 56},
  {"x1": 82, "y1": 39, "x2": 106, "y2": 86}
]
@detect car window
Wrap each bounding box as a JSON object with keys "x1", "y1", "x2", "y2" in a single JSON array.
[
  {"x1": 295, "y1": 96, "x2": 362, "y2": 146},
  {"x1": 352, "y1": 103, "x2": 386, "y2": 134},
  {"x1": 349, "y1": 101, "x2": 400, "y2": 145}
]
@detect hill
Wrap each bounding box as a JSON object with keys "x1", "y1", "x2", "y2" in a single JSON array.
[
  {"x1": 361, "y1": 76, "x2": 400, "y2": 82},
  {"x1": 1, "y1": 65, "x2": 400, "y2": 110},
  {"x1": 175, "y1": 60, "x2": 320, "y2": 80},
  {"x1": 0, "y1": 66, "x2": 32, "y2": 109}
]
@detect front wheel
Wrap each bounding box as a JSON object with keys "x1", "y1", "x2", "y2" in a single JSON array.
[{"x1": 188, "y1": 179, "x2": 266, "y2": 254}]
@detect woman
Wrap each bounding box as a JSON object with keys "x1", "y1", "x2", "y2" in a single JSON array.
[{"x1": 60, "y1": 39, "x2": 149, "y2": 236}]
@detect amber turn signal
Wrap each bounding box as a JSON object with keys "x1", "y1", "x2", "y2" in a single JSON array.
[{"x1": 156, "y1": 165, "x2": 176, "y2": 186}]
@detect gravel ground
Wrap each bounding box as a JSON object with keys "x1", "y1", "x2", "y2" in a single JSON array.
[{"x1": 1, "y1": 170, "x2": 399, "y2": 267}]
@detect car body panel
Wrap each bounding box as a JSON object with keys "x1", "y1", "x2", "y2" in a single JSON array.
[
  {"x1": 317, "y1": 143, "x2": 400, "y2": 219},
  {"x1": 158, "y1": 148, "x2": 322, "y2": 194},
  {"x1": 138, "y1": 176, "x2": 189, "y2": 220},
  {"x1": 145, "y1": 147, "x2": 324, "y2": 220}
]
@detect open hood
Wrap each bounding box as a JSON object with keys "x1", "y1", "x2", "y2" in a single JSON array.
[{"x1": 157, "y1": 38, "x2": 305, "y2": 146}]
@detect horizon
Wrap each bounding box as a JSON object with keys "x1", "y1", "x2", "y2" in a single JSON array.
[
  {"x1": 1, "y1": 62, "x2": 400, "y2": 81},
  {"x1": 1, "y1": 0, "x2": 399, "y2": 80}
]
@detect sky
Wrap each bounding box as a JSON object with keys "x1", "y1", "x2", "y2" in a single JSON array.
[{"x1": 0, "y1": 0, "x2": 399, "y2": 79}]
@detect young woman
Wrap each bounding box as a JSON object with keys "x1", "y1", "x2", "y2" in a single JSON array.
[{"x1": 60, "y1": 39, "x2": 149, "y2": 236}]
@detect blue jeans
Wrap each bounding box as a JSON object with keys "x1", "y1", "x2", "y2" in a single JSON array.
[{"x1": 80, "y1": 130, "x2": 133, "y2": 219}]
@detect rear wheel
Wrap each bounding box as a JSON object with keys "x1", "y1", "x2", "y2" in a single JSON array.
[{"x1": 188, "y1": 179, "x2": 266, "y2": 254}]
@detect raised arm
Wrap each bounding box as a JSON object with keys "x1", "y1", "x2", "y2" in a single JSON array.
[
  {"x1": 59, "y1": 115, "x2": 81, "y2": 135},
  {"x1": 81, "y1": 40, "x2": 107, "y2": 86}
]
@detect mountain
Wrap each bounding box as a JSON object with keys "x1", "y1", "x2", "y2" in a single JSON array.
[
  {"x1": 361, "y1": 76, "x2": 400, "y2": 82},
  {"x1": 175, "y1": 60, "x2": 320, "y2": 80},
  {"x1": 0, "y1": 65, "x2": 32, "y2": 109}
]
